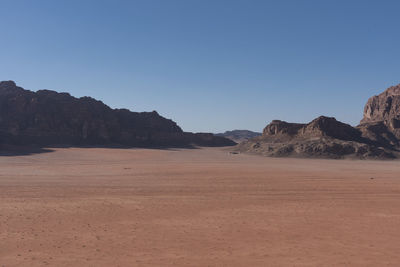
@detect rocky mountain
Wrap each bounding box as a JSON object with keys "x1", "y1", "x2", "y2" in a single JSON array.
[
  {"x1": 235, "y1": 83, "x2": 400, "y2": 159},
  {"x1": 361, "y1": 84, "x2": 400, "y2": 124},
  {"x1": 215, "y1": 130, "x2": 261, "y2": 143},
  {"x1": 235, "y1": 116, "x2": 395, "y2": 159},
  {"x1": 358, "y1": 84, "x2": 400, "y2": 148},
  {"x1": 0, "y1": 81, "x2": 235, "y2": 148}
]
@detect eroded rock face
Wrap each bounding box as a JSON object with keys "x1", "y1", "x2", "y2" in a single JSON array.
[
  {"x1": 0, "y1": 81, "x2": 235, "y2": 147},
  {"x1": 361, "y1": 84, "x2": 400, "y2": 124},
  {"x1": 301, "y1": 116, "x2": 362, "y2": 141},
  {"x1": 235, "y1": 83, "x2": 400, "y2": 159},
  {"x1": 359, "y1": 84, "x2": 400, "y2": 145},
  {"x1": 262, "y1": 117, "x2": 362, "y2": 142},
  {"x1": 235, "y1": 116, "x2": 396, "y2": 159},
  {"x1": 262, "y1": 120, "x2": 304, "y2": 136},
  {"x1": 357, "y1": 121, "x2": 400, "y2": 148}
]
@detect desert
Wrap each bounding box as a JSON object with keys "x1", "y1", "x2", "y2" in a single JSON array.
[
  {"x1": 2, "y1": 1, "x2": 400, "y2": 266},
  {"x1": 2, "y1": 147, "x2": 400, "y2": 266}
]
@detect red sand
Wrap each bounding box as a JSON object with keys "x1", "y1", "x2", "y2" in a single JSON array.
[{"x1": 1, "y1": 147, "x2": 400, "y2": 266}]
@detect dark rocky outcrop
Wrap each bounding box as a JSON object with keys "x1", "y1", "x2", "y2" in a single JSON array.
[
  {"x1": 261, "y1": 117, "x2": 363, "y2": 142},
  {"x1": 235, "y1": 116, "x2": 395, "y2": 159},
  {"x1": 361, "y1": 84, "x2": 400, "y2": 124},
  {"x1": 235, "y1": 82, "x2": 400, "y2": 159},
  {"x1": 262, "y1": 120, "x2": 304, "y2": 137},
  {"x1": 357, "y1": 121, "x2": 400, "y2": 149},
  {"x1": 235, "y1": 83, "x2": 400, "y2": 159},
  {"x1": 215, "y1": 130, "x2": 261, "y2": 143},
  {"x1": 0, "y1": 81, "x2": 235, "y2": 148},
  {"x1": 359, "y1": 84, "x2": 400, "y2": 147}
]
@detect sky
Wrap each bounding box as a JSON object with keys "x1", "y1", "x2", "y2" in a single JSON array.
[{"x1": 1, "y1": 0, "x2": 399, "y2": 133}]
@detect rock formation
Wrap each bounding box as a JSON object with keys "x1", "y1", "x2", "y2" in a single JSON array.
[
  {"x1": 236, "y1": 116, "x2": 395, "y2": 159},
  {"x1": 361, "y1": 84, "x2": 400, "y2": 124},
  {"x1": 261, "y1": 117, "x2": 363, "y2": 142},
  {"x1": 0, "y1": 81, "x2": 235, "y2": 148},
  {"x1": 235, "y1": 83, "x2": 400, "y2": 159},
  {"x1": 215, "y1": 130, "x2": 261, "y2": 143},
  {"x1": 358, "y1": 84, "x2": 400, "y2": 148}
]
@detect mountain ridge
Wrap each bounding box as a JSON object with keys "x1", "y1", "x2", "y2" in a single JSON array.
[
  {"x1": 215, "y1": 130, "x2": 261, "y2": 143},
  {"x1": 0, "y1": 81, "x2": 235, "y2": 148},
  {"x1": 235, "y1": 83, "x2": 400, "y2": 159}
]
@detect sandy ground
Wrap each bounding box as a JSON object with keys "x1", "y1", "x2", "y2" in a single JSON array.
[{"x1": 1, "y1": 147, "x2": 400, "y2": 266}]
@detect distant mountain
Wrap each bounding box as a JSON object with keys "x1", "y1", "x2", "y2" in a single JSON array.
[
  {"x1": 215, "y1": 130, "x2": 261, "y2": 143},
  {"x1": 234, "y1": 83, "x2": 400, "y2": 159},
  {"x1": 0, "y1": 81, "x2": 235, "y2": 148}
]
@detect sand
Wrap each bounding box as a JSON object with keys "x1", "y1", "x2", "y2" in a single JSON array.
[{"x1": 1, "y1": 147, "x2": 400, "y2": 266}]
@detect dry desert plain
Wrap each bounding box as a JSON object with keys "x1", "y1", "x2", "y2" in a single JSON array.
[{"x1": 1, "y1": 147, "x2": 400, "y2": 266}]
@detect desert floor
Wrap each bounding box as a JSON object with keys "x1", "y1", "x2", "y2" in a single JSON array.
[{"x1": 1, "y1": 147, "x2": 400, "y2": 266}]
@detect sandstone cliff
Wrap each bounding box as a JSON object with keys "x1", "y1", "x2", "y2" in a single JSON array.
[
  {"x1": 358, "y1": 84, "x2": 400, "y2": 148},
  {"x1": 235, "y1": 82, "x2": 400, "y2": 159},
  {"x1": 0, "y1": 81, "x2": 235, "y2": 148},
  {"x1": 361, "y1": 84, "x2": 400, "y2": 124},
  {"x1": 236, "y1": 116, "x2": 395, "y2": 159}
]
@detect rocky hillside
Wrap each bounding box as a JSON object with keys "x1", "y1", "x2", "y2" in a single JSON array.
[
  {"x1": 215, "y1": 130, "x2": 261, "y2": 143},
  {"x1": 235, "y1": 83, "x2": 400, "y2": 159},
  {"x1": 358, "y1": 84, "x2": 400, "y2": 148},
  {"x1": 0, "y1": 81, "x2": 235, "y2": 148},
  {"x1": 236, "y1": 116, "x2": 395, "y2": 159},
  {"x1": 361, "y1": 84, "x2": 400, "y2": 124}
]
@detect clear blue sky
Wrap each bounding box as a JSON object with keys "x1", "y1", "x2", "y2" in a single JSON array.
[{"x1": 1, "y1": 0, "x2": 399, "y2": 133}]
